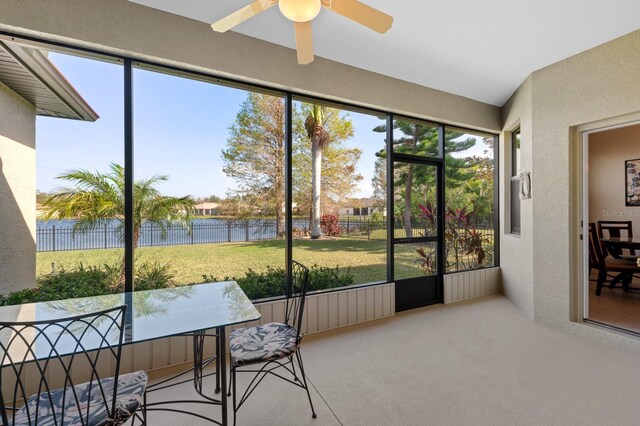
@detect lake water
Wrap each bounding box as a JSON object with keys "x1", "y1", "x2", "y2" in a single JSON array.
[{"x1": 35, "y1": 218, "x2": 370, "y2": 252}]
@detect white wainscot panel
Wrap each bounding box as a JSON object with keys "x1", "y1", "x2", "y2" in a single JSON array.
[{"x1": 443, "y1": 267, "x2": 501, "y2": 304}]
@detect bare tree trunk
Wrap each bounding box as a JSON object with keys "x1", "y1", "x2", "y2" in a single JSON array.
[
  {"x1": 311, "y1": 136, "x2": 322, "y2": 239},
  {"x1": 276, "y1": 134, "x2": 285, "y2": 237},
  {"x1": 403, "y1": 165, "x2": 413, "y2": 238},
  {"x1": 276, "y1": 201, "x2": 284, "y2": 237}
]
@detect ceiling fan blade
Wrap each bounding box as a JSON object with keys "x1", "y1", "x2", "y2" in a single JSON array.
[
  {"x1": 211, "y1": 0, "x2": 277, "y2": 33},
  {"x1": 294, "y1": 21, "x2": 314, "y2": 65},
  {"x1": 326, "y1": 0, "x2": 393, "y2": 34}
]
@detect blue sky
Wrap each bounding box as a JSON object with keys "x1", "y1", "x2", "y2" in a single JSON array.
[{"x1": 36, "y1": 52, "x2": 488, "y2": 199}]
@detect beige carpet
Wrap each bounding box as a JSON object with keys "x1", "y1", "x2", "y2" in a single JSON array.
[{"x1": 144, "y1": 295, "x2": 640, "y2": 426}]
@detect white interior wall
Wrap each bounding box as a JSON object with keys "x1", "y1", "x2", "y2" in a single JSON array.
[{"x1": 499, "y1": 76, "x2": 534, "y2": 319}]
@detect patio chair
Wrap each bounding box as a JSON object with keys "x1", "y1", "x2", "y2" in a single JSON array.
[
  {"x1": 589, "y1": 224, "x2": 640, "y2": 296},
  {"x1": 596, "y1": 220, "x2": 638, "y2": 259},
  {"x1": 0, "y1": 305, "x2": 148, "y2": 426},
  {"x1": 228, "y1": 260, "x2": 316, "y2": 425}
]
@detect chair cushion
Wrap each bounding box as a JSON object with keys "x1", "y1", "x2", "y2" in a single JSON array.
[
  {"x1": 230, "y1": 322, "x2": 299, "y2": 366},
  {"x1": 13, "y1": 370, "x2": 147, "y2": 426}
]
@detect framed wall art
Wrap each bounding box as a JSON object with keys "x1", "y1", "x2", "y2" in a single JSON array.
[{"x1": 626, "y1": 158, "x2": 640, "y2": 206}]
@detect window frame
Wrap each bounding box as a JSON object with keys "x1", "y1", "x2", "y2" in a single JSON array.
[
  {"x1": 510, "y1": 128, "x2": 522, "y2": 235},
  {"x1": 12, "y1": 31, "x2": 501, "y2": 297}
]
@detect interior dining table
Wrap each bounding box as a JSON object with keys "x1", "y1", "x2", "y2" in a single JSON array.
[{"x1": 601, "y1": 236, "x2": 640, "y2": 259}]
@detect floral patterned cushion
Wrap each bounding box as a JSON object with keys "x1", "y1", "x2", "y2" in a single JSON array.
[
  {"x1": 12, "y1": 370, "x2": 147, "y2": 426},
  {"x1": 230, "y1": 322, "x2": 299, "y2": 366}
]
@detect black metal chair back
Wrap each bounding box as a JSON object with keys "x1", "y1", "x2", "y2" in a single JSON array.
[
  {"x1": 0, "y1": 305, "x2": 127, "y2": 426},
  {"x1": 285, "y1": 261, "x2": 310, "y2": 345}
]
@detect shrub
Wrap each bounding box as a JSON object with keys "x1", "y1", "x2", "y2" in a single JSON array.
[
  {"x1": 34, "y1": 264, "x2": 117, "y2": 300},
  {"x1": 320, "y1": 214, "x2": 341, "y2": 237},
  {"x1": 308, "y1": 265, "x2": 354, "y2": 291},
  {"x1": 371, "y1": 211, "x2": 385, "y2": 225},
  {"x1": 201, "y1": 264, "x2": 355, "y2": 301},
  {"x1": 0, "y1": 264, "x2": 119, "y2": 306},
  {"x1": 135, "y1": 260, "x2": 175, "y2": 291},
  {"x1": 1, "y1": 260, "x2": 176, "y2": 306}
]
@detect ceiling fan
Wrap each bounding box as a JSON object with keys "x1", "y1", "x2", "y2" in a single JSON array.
[{"x1": 211, "y1": 0, "x2": 393, "y2": 65}]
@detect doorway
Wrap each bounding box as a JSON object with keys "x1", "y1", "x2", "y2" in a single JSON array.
[
  {"x1": 582, "y1": 122, "x2": 640, "y2": 334},
  {"x1": 393, "y1": 157, "x2": 444, "y2": 311}
]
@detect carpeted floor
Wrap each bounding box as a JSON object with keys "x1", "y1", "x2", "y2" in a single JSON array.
[{"x1": 144, "y1": 295, "x2": 640, "y2": 426}]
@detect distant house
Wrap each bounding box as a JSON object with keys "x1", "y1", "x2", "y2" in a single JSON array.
[
  {"x1": 194, "y1": 202, "x2": 221, "y2": 216},
  {"x1": 338, "y1": 198, "x2": 385, "y2": 217}
]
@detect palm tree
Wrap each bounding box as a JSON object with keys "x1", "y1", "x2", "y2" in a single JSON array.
[
  {"x1": 42, "y1": 163, "x2": 195, "y2": 283},
  {"x1": 305, "y1": 105, "x2": 331, "y2": 239}
]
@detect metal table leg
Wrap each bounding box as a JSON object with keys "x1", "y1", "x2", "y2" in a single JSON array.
[{"x1": 218, "y1": 325, "x2": 228, "y2": 426}]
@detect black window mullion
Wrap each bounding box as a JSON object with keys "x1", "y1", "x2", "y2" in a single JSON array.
[
  {"x1": 393, "y1": 152, "x2": 444, "y2": 164},
  {"x1": 124, "y1": 59, "x2": 134, "y2": 293},
  {"x1": 285, "y1": 93, "x2": 293, "y2": 283},
  {"x1": 386, "y1": 114, "x2": 394, "y2": 283},
  {"x1": 493, "y1": 135, "x2": 501, "y2": 265},
  {"x1": 437, "y1": 125, "x2": 445, "y2": 301},
  {"x1": 393, "y1": 236, "x2": 439, "y2": 244}
]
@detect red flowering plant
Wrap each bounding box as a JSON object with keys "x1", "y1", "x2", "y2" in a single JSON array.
[
  {"x1": 415, "y1": 202, "x2": 438, "y2": 275},
  {"x1": 445, "y1": 206, "x2": 473, "y2": 270},
  {"x1": 416, "y1": 204, "x2": 491, "y2": 274},
  {"x1": 320, "y1": 214, "x2": 341, "y2": 237}
]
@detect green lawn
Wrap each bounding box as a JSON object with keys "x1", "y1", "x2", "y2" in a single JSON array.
[
  {"x1": 37, "y1": 237, "x2": 393, "y2": 285},
  {"x1": 36, "y1": 232, "x2": 493, "y2": 286}
]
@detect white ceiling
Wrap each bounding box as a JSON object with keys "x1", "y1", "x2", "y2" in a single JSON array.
[{"x1": 129, "y1": 0, "x2": 640, "y2": 106}]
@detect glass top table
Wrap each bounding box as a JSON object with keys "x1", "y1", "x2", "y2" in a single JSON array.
[{"x1": 0, "y1": 281, "x2": 260, "y2": 425}]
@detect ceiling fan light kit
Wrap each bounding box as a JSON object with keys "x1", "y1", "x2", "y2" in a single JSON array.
[
  {"x1": 279, "y1": 0, "x2": 322, "y2": 22},
  {"x1": 211, "y1": 0, "x2": 393, "y2": 65}
]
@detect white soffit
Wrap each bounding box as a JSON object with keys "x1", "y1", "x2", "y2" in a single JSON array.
[
  {"x1": 128, "y1": 0, "x2": 640, "y2": 106},
  {"x1": 0, "y1": 40, "x2": 98, "y2": 121}
]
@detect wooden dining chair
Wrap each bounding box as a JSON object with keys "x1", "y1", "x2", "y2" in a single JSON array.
[
  {"x1": 227, "y1": 260, "x2": 316, "y2": 425},
  {"x1": 589, "y1": 224, "x2": 640, "y2": 295},
  {"x1": 0, "y1": 305, "x2": 148, "y2": 426},
  {"x1": 596, "y1": 220, "x2": 637, "y2": 258}
]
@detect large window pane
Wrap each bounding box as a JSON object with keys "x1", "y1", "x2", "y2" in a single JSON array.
[
  {"x1": 392, "y1": 118, "x2": 440, "y2": 158},
  {"x1": 292, "y1": 100, "x2": 387, "y2": 288},
  {"x1": 133, "y1": 68, "x2": 285, "y2": 296},
  {"x1": 35, "y1": 50, "x2": 124, "y2": 298},
  {"x1": 444, "y1": 128, "x2": 496, "y2": 271},
  {"x1": 392, "y1": 162, "x2": 438, "y2": 240},
  {"x1": 395, "y1": 242, "x2": 438, "y2": 279}
]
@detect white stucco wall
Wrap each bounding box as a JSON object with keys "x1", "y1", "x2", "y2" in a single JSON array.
[
  {"x1": 501, "y1": 30, "x2": 640, "y2": 350},
  {"x1": 500, "y1": 76, "x2": 534, "y2": 319},
  {"x1": 0, "y1": 82, "x2": 36, "y2": 294}
]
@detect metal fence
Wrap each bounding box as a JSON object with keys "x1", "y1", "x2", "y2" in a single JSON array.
[
  {"x1": 35, "y1": 218, "x2": 386, "y2": 252},
  {"x1": 36, "y1": 219, "x2": 494, "y2": 253}
]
